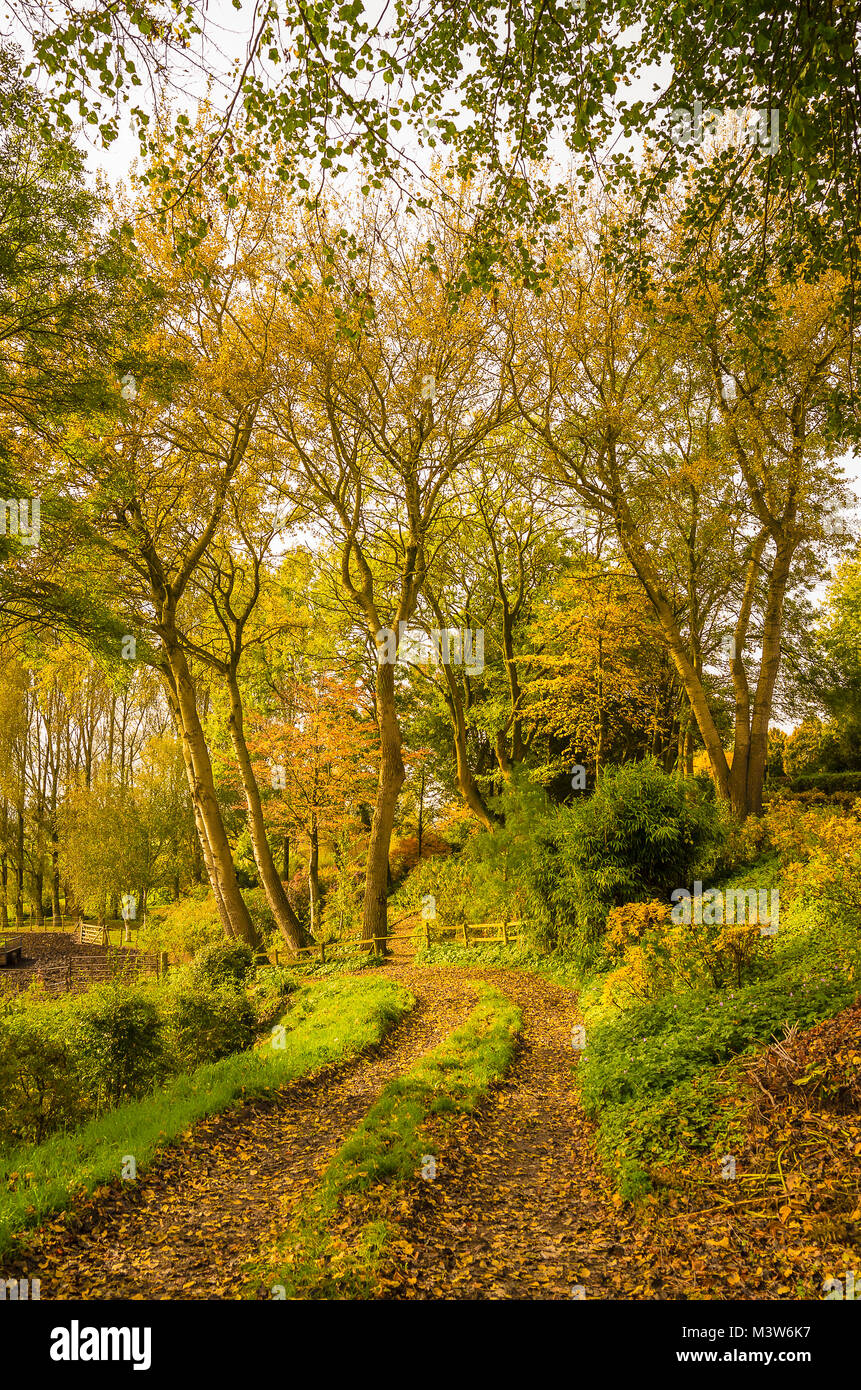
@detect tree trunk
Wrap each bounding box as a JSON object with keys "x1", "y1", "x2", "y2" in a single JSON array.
[
  {"x1": 417, "y1": 768, "x2": 424, "y2": 861},
  {"x1": 616, "y1": 495, "x2": 733, "y2": 800},
  {"x1": 726, "y1": 534, "x2": 767, "y2": 816},
  {"x1": 63, "y1": 879, "x2": 77, "y2": 920},
  {"x1": 740, "y1": 540, "x2": 795, "y2": 816},
  {"x1": 649, "y1": 687, "x2": 662, "y2": 758},
  {"x1": 225, "y1": 669, "x2": 301, "y2": 955},
  {"x1": 191, "y1": 828, "x2": 204, "y2": 885},
  {"x1": 162, "y1": 647, "x2": 258, "y2": 947},
  {"x1": 33, "y1": 870, "x2": 44, "y2": 926},
  {"x1": 188, "y1": 785, "x2": 235, "y2": 938},
  {"x1": 483, "y1": 525, "x2": 527, "y2": 769},
  {"x1": 308, "y1": 813, "x2": 320, "y2": 938},
  {"x1": 362, "y1": 661, "x2": 405, "y2": 951},
  {"x1": 595, "y1": 631, "x2": 606, "y2": 777},
  {"x1": 1, "y1": 854, "x2": 8, "y2": 932},
  {"x1": 441, "y1": 660, "x2": 499, "y2": 829},
  {"x1": 15, "y1": 810, "x2": 24, "y2": 930},
  {"x1": 165, "y1": 678, "x2": 236, "y2": 939},
  {"x1": 51, "y1": 831, "x2": 61, "y2": 924}
]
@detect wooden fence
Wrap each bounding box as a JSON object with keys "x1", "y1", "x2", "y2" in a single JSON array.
[
  {"x1": 78, "y1": 921, "x2": 109, "y2": 946},
  {"x1": 2, "y1": 945, "x2": 167, "y2": 996},
  {"x1": 267, "y1": 915, "x2": 525, "y2": 967},
  {"x1": 0, "y1": 911, "x2": 140, "y2": 939}
]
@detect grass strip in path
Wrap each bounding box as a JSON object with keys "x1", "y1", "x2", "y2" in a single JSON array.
[
  {"x1": 0, "y1": 976, "x2": 413, "y2": 1258},
  {"x1": 246, "y1": 981, "x2": 522, "y2": 1299}
]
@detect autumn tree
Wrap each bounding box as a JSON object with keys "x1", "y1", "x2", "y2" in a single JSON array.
[
  {"x1": 34, "y1": 170, "x2": 310, "y2": 947},
  {"x1": 270, "y1": 192, "x2": 511, "y2": 945},
  {"x1": 245, "y1": 669, "x2": 377, "y2": 938},
  {"x1": 400, "y1": 440, "x2": 567, "y2": 826},
  {"x1": 504, "y1": 183, "x2": 854, "y2": 815},
  {"x1": 524, "y1": 557, "x2": 687, "y2": 778},
  {"x1": 183, "y1": 504, "x2": 308, "y2": 955}
]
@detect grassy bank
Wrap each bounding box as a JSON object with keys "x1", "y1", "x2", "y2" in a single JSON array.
[
  {"x1": 0, "y1": 975, "x2": 413, "y2": 1256},
  {"x1": 247, "y1": 982, "x2": 522, "y2": 1299},
  {"x1": 576, "y1": 855, "x2": 859, "y2": 1197}
]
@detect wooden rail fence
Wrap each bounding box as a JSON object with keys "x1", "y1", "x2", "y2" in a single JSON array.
[
  {"x1": 267, "y1": 915, "x2": 525, "y2": 967},
  {"x1": 0, "y1": 941, "x2": 168, "y2": 996},
  {"x1": 32, "y1": 949, "x2": 167, "y2": 995}
]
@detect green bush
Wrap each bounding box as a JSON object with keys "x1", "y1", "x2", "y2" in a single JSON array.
[
  {"x1": 249, "y1": 965, "x2": 298, "y2": 1022},
  {"x1": 598, "y1": 1070, "x2": 746, "y2": 1198},
  {"x1": 0, "y1": 1010, "x2": 85, "y2": 1146},
  {"x1": 391, "y1": 772, "x2": 551, "y2": 933},
  {"x1": 162, "y1": 984, "x2": 256, "y2": 1070},
  {"x1": 579, "y1": 959, "x2": 854, "y2": 1115},
  {"x1": 789, "y1": 770, "x2": 861, "y2": 793},
  {"x1": 0, "y1": 951, "x2": 273, "y2": 1150},
  {"x1": 141, "y1": 893, "x2": 223, "y2": 958},
  {"x1": 392, "y1": 761, "x2": 725, "y2": 968},
  {"x1": 575, "y1": 923, "x2": 857, "y2": 1195},
  {"x1": 391, "y1": 853, "x2": 494, "y2": 929},
  {"x1": 526, "y1": 759, "x2": 723, "y2": 966},
  {"x1": 191, "y1": 940, "x2": 254, "y2": 991},
  {"x1": 72, "y1": 986, "x2": 166, "y2": 1110}
]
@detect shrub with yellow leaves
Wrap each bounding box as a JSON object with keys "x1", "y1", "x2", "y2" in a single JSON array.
[
  {"x1": 601, "y1": 897, "x2": 773, "y2": 1009},
  {"x1": 775, "y1": 807, "x2": 861, "y2": 982},
  {"x1": 711, "y1": 923, "x2": 768, "y2": 988},
  {"x1": 764, "y1": 795, "x2": 861, "y2": 868},
  {"x1": 605, "y1": 900, "x2": 671, "y2": 956}
]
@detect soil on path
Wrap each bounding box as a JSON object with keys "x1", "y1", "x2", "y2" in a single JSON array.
[
  {"x1": 371, "y1": 964, "x2": 640, "y2": 1299},
  {"x1": 373, "y1": 965, "x2": 861, "y2": 1301},
  {"x1": 1, "y1": 971, "x2": 481, "y2": 1299},
  {"x1": 8, "y1": 960, "x2": 838, "y2": 1302}
]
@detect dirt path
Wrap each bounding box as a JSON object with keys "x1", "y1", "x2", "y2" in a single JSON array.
[
  {"x1": 375, "y1": 964, "x2": 640, "y2": 1299},
  {"x1": 8, "y1": 961, "x2": 802, "y2": 1302},
  {"x1": 2, "y1": 972, "x2": 481, "y2": 1300},
  {"x1": 372, "y1": 965, "x2": 861, "y2": 1301}
]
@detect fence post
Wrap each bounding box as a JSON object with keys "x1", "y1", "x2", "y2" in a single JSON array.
[
  {"x1": 502, "y1": 919, "x2": 509, "y2": 946},
  {"x1": 461, "y1": 921, "x2": 468, "y2": 947},
  {"x1": 424, "y1": 920, "x2": 431, "y2": 950},
  {"x1": 320, "y1": 941, "x2": 326, "y2": 964},
  {"x1": 159, "y1": 950, "x2": 169, "y2": 980}
]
